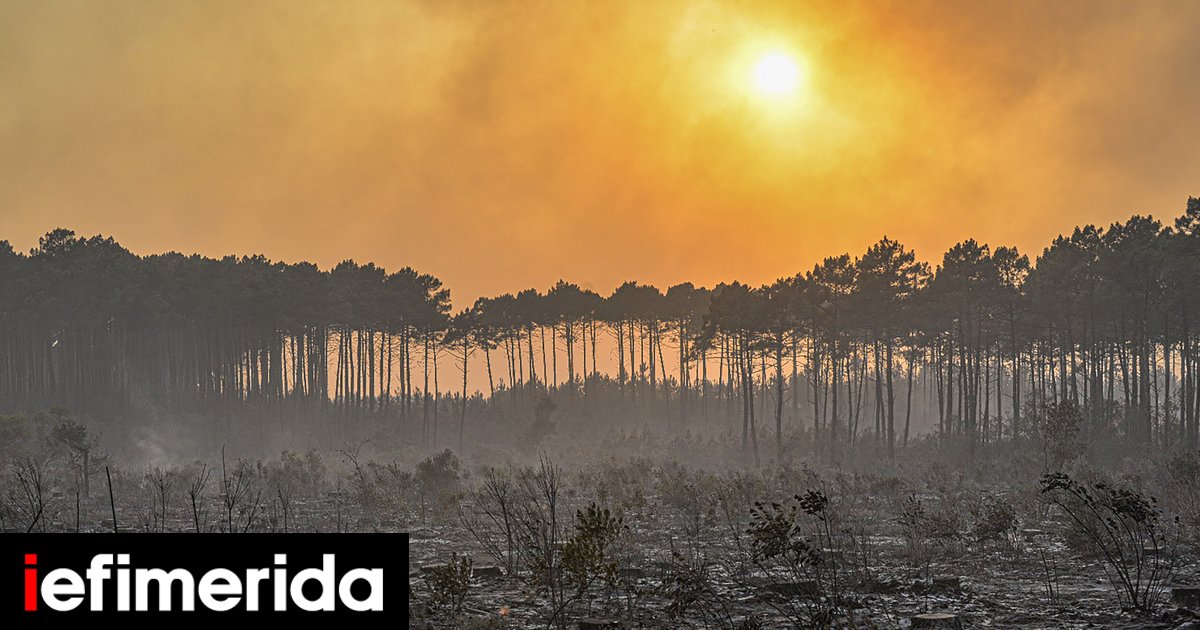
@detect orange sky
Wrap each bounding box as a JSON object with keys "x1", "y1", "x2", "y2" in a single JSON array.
[{"x1": 2, "y1": 0, "x2": 1199, "y2": 306}]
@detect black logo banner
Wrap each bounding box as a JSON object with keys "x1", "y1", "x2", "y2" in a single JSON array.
[{"x1": 2, "y1": 533, "x2": 408, "y2": 625}]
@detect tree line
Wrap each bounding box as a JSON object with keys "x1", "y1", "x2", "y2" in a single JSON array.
[{"x1": 2, "y1": 198, "x2": 1199, "y2": 460}]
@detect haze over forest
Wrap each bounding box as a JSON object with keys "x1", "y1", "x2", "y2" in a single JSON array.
[
  {"x1": 2, "y1": 0, "x2": 1200, "y2": 464},
  {"x1": 3, "y1": 199, "x2": 1200, "y2": 466}
]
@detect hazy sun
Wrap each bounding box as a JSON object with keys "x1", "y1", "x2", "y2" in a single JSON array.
[{"x1": 755, "y1": 53, "x2": 800, "y2": 95}]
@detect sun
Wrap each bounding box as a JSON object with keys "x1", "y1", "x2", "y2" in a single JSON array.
[{"x1": 754, "y1": 53, "x2": 800, "y2": 95}]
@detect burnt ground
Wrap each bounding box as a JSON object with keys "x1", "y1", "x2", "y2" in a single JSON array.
[
  {"x1": 10, "y1": 448, "x2": 1200, "y2": 629},
  {"x1": 406, "y1": 488, "x2": 1200, "y2": 630}
]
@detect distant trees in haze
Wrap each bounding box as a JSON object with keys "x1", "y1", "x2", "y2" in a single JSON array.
[{"x1": 3, "y1": 198, "x2": 1200, "y2": 461}]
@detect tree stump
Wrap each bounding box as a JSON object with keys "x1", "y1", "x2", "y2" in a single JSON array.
[
  {"x1": 760, "y1": 580, "x2": 819, "y2": 597},
  {"x1": 472, "y1": 565, "x2": 504, "y2": 578},
  {"x1": 913, "y1": 576, "x2": 960, "y2": 594},
  {"x1": 911, "y1": 612, "x2": 963, "y2": 629},
  {"x1": 577, "y1": 619, "x2": 621, "y2": 630},
  {"x1": 821, "y1": 548, "x2": 845, "y2": 564},
  {"x1": 619, "y1": 567, "x2": 648, "y2": 580},
  {"x1": 649, "y1": 559, "x2": 674, "y2": 572},
  {"x1": 1173, "y1": 586, "x2": 1200, "y2": 609},
  {"x1": 1143, "y1": 544, "x2": 1161, "y2": 557},
  {"x1": 933, "y1": 576, "x2": 961, "y2": 590}
]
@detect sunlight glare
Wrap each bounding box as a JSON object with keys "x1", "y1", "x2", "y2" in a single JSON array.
[{"x1": 755, "y1": 53, "x2": 800, "y2": 95}]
